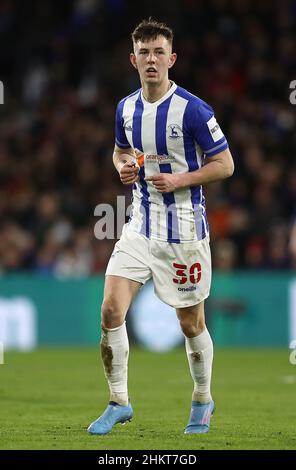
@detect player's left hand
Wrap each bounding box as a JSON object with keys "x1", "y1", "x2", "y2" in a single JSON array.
[{"x1": 145, "y1": 173, "x2": 181, "y2": 193}]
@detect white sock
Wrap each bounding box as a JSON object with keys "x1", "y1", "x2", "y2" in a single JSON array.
[
  {"x1": 185, "y1": 328, "x2": 213, "y2": 404},
  {"x1": 100, "y1": 321, "x2": 129, "y2": 406}
]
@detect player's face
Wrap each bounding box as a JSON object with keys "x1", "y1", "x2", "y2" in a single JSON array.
[{"x1": 130, "y1": 36, "x2": 176, "y2": 85}]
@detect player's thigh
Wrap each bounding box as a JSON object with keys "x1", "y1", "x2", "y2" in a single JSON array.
[
  {"x1": 106, "y1": 224, "x2": 152, "y2": 286},
  {"x1": 102, "y1": 275, "x2": 142, "y2": 328}
]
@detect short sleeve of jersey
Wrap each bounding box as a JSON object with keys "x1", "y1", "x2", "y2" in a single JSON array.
[
  {"x1": 187, "y1": 100, "x2": 229, "y2": 157},
  {"x1": 115, "y1": 100, "x2": 131, "y2": 149}
]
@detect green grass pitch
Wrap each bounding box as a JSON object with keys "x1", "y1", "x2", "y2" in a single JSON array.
[{"x1": 0, "y1": 347, "x2": 296, "y2": 449}]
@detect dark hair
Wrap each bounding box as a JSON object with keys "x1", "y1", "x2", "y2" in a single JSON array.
[{"x1": 132, "y1": 18, "x2": 173, "y2": 45}]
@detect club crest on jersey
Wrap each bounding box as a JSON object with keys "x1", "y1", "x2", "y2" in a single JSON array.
[{"x1": 167, "y1": 124, "x2": 183, "y2": 139}]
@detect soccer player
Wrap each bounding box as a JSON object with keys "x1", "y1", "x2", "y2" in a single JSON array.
[{"x1": 88, "y1": 19, "x2": 234, "y2": 435}]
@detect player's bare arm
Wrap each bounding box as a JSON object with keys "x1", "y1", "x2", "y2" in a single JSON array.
[
  {"x1": 113, "y1": 144, "x2": 139, "y2": 184},
  {"x1": 145, "y1": 148, "x2": 234, "y2": 193}
]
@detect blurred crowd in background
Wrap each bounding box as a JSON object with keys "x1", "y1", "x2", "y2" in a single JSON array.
[{"x1": 0, "y1": 0, "x2": 296, "y2": 275}]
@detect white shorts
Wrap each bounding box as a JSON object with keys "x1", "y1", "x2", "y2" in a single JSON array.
[{"x1": 106, "y1": 224, "x2": 212, "y2": 309}]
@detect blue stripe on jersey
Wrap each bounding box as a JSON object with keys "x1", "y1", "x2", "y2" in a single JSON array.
[
  {"x1": 181, "y1": 110, "x2": 204, "y2": 240},
  {"x1": 182, "y1": 133, "x2": 205, "y2": 239},
  {"x1": 132, "y1": 95, "x2": 150, "y2": 238},
  {"x1": 155, "y1": 97, "x2": 180, "y2": 243},
  {"x1": 116, "y1": 98, "x2": 131, "y2": 148},
  {"x1": 159, "y1": 163, "x2": 181, "y2": 243}
]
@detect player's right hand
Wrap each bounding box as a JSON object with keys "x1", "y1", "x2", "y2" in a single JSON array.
[{"x1": 119, "y1": 161, "x2": 139, "y2": 185}]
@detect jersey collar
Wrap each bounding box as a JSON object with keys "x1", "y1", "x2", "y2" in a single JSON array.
[{"x1": 141, "y1": 81, "x2": 177, "y2": 106}]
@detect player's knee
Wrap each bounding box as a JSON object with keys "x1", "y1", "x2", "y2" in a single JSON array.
[
  {"x1": 179, "y1": 318, "x2": 206, "y2": 337},
  {"x1": 101, "y1": 299, "x2": 123, "y2": 329}
]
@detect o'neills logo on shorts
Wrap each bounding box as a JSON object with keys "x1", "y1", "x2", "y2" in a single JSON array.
[
  {"x1": 178, "y1": 286, "x2": 197, "y2": 292},
  {"x1": 145, "y1": 154, "x2": 176, "y2": 164}
]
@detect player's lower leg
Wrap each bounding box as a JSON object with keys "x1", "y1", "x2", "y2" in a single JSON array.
[
  {"x1": 184, "y1": 327, "x2": 215, "y2": 434},
  {"x1": 186, "y1": 327, "x2": 213, "y2": 404},
  {"x1": 87, "y1": 321, "x2": 132, "y2": 435},
  {"x1": 101, "y1": 321, "x2": 130, "y2": 406}
]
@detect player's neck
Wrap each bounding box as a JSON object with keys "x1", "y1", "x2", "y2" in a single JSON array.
[{"x1": 142, "y1": 79, "x2": 172, "y2": 103}]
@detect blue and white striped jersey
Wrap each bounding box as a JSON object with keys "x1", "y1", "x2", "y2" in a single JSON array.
[{"x1": 115, "y1": 81, "x2": 229, "y2": 243}]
